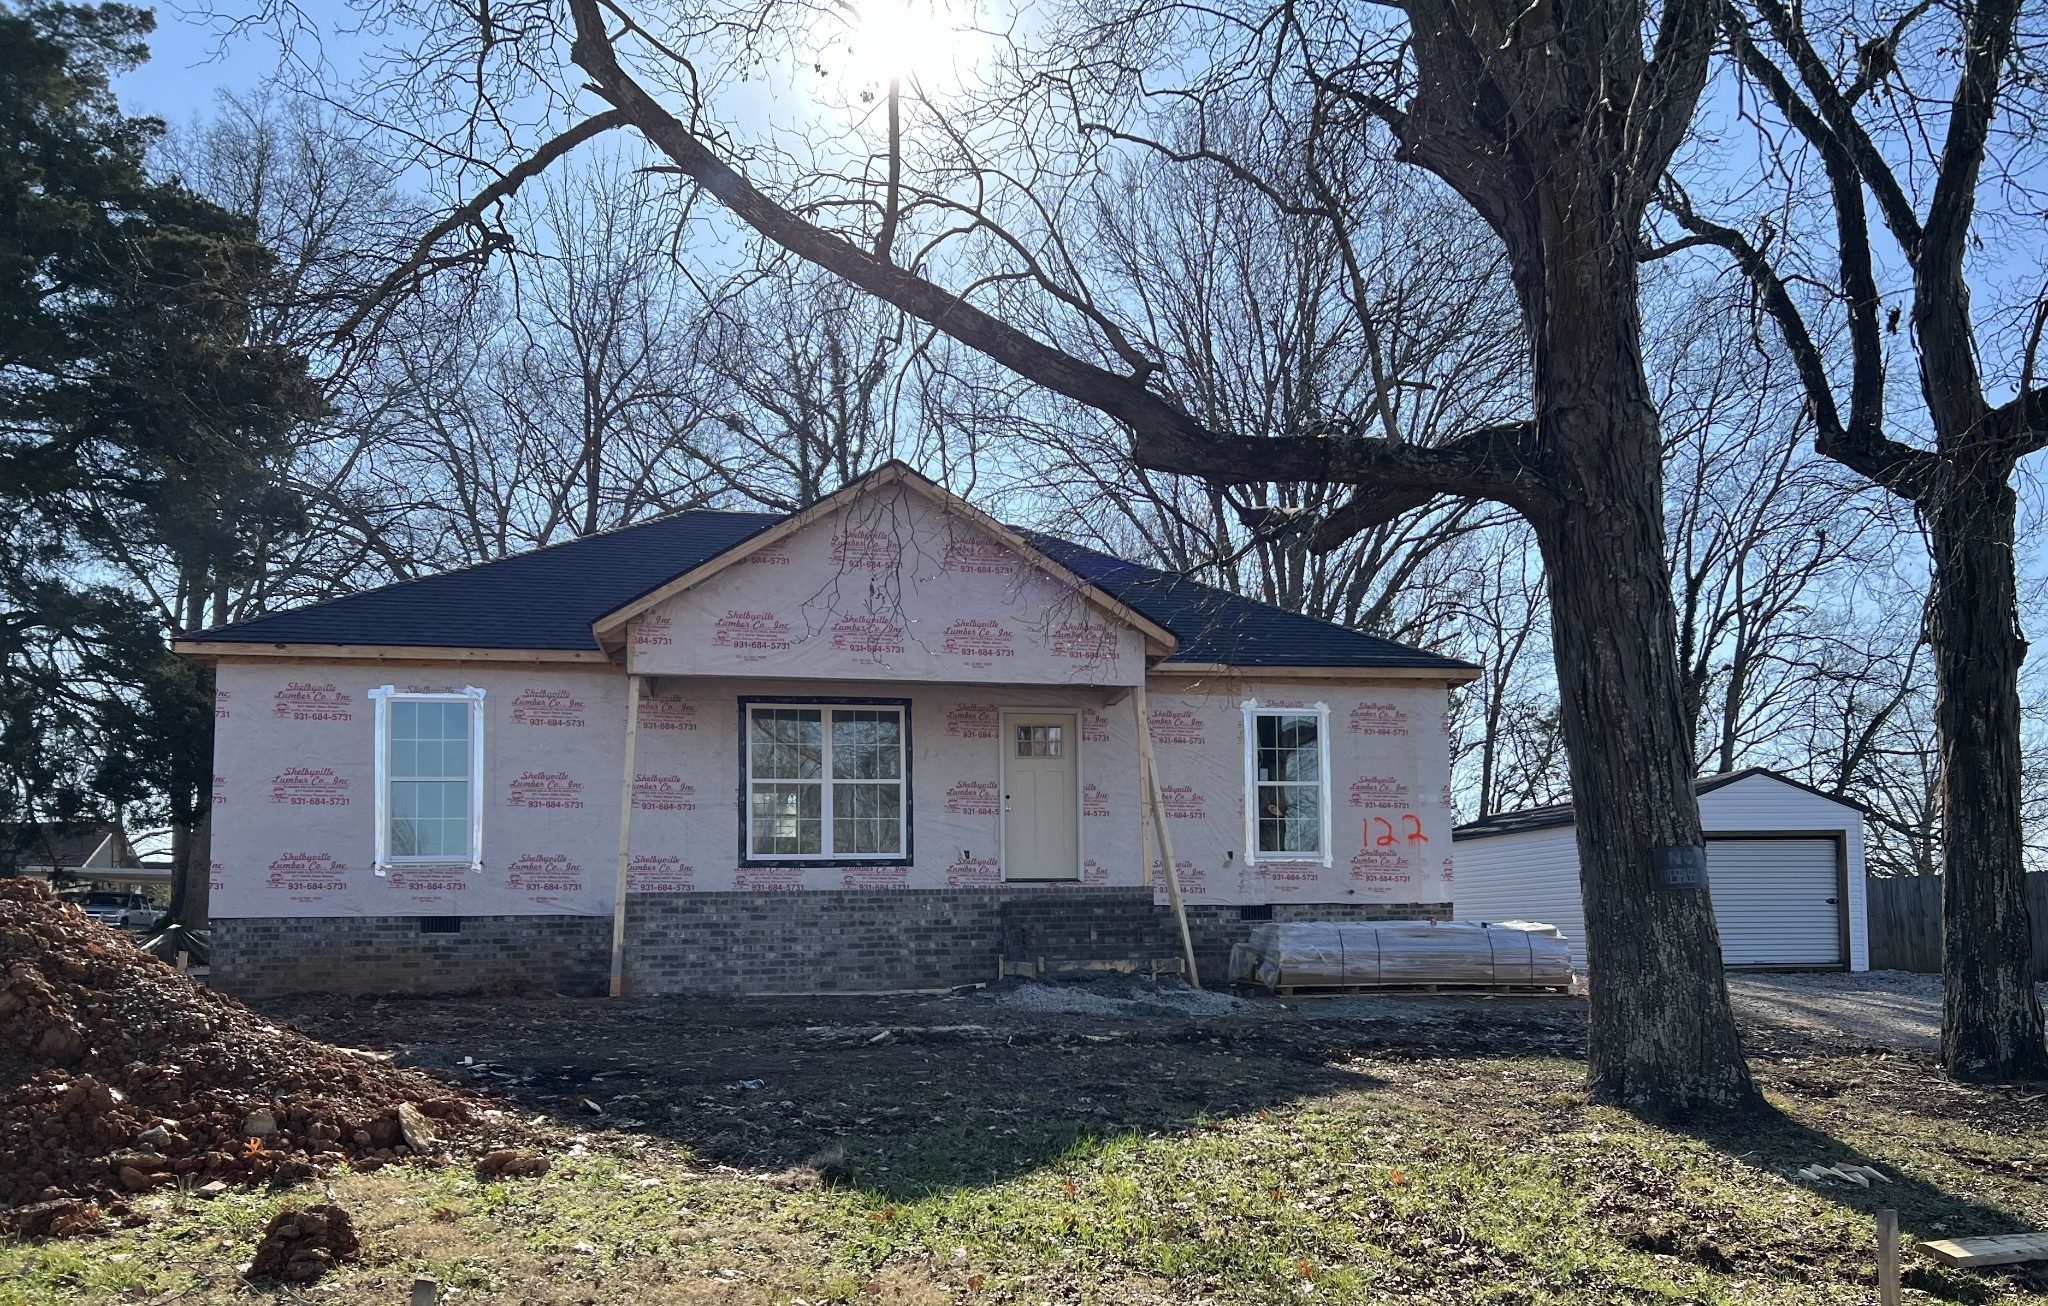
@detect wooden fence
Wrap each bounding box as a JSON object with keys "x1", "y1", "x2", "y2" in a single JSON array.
[{"x1": 1865, "y1": 873, "x2": 2048, "y2": 978}]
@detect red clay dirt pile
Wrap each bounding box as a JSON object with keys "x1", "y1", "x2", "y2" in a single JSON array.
[{"x1": 0, "y1": 880, "x2": 482, "y2": 1233}]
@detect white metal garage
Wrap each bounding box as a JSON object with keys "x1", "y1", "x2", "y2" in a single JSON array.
[{"x1": 1452, "y1": 768, "x2": 1867, "y2": 972}]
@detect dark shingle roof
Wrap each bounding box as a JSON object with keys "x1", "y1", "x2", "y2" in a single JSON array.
[
  {"x1": 1, "y1": 823, "x2": 125, "y2": 871},
  {"x1": 192, "y1": 509, "x2": 1473, "y2": 671},
  {"x1": 1452, "y1": 767, "x2": 1864, "y2": 840},
  {"x1": 194, "y1": 511, "x2": 783, "y2": 651},
  {"x1": 1023, "y1": 533, "x2": 1474, "y2": 671}
]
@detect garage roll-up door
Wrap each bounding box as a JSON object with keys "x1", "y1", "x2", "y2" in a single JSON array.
[{"x1": 1706, "y1": 838, "x2": 1844, "y2": 967}]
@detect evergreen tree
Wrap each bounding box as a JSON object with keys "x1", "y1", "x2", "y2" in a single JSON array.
[{"x1": 0, "y1": 2, "x2": 323, "y2": 917}]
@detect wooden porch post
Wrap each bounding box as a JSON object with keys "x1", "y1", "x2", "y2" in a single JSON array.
[
  {"x1": 608, "y1": 673, "x2": 643, "y2": 998},
  {"x1": 1135, "y1": 683, "x2": 1200, "y2": 987}
]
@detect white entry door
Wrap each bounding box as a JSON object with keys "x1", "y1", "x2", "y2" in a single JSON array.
[
  {"x1": 1706, "y1": 837, "x2": 1844, "y2": 967},
  {"x1": 1002, "y1": 713, "x2": 1079, "y2": 880}
]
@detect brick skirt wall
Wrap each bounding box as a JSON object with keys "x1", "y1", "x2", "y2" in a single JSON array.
[
  {"x1": 211, "y1": 916, "x2": 611, "y2": 999},
  {"x1": 624, "y1": 889, "x2": 1451, "y2": 995},
  {"x1": 212, "y1": 894, "x2": 1454, "y2": 999}
]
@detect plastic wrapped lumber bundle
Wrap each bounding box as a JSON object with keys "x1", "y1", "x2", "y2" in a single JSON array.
[{"x1": 1229, "y1": 920, "x2": 1573, "y2": 992}]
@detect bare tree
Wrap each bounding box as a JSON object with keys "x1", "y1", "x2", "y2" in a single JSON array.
[
  {"x1": 1668, "y1": 0, "x2": 2048, "y2": 1079},
  {"x1": 362, "y1": 164, "x2": 728, "y2": 563},
  {"x1": 1443, "y1": 524, "x2": 1571, "y2": 818},
  {"x1": 1650, "y1": 285, "x2": 1870, "y2": 774},
  {"x1": 169, "y1": 92, "x2": 441, "y2": 608},
  {"x1": 997, "y1": 122, "x2": 1522, "y2": 647},
  {"x1": 694, "y1": 262, "x2": 920, "y2": 510}
]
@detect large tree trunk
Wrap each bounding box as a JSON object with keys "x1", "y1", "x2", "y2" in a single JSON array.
[
  {"x1": 1540, "y1": 496, "x2": 1754, "y2": 1109},
  {"x1": 166, "y1": 819, "x2": 194, "y2": 927},
  {"x1": 1517, "y1": 200, "x2": 1756, "y2": 1111},
  {"x1": 1928, "y1": 474, "x2": 2048, "y2": 1080}
]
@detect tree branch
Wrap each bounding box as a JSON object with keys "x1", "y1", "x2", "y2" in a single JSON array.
[
  {"x1": 563, "y1": 0, "x2": 1528, "y2": 525},
  {"x1": 1662, "y1": 189, "x2": 1936, "y2": 497},
  {"x1": 1743, "y1": 0, "x2": 1925, "y2": 254},
  {"x1": 335, "y1": 109, "x2": 629, "y2": 341}
]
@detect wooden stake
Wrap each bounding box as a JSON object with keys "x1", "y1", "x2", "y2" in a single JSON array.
[
  {"x1": 1877, "y1": 1209, "x2": 1900, "y2": 1306},
  {"x1": 1135, "y1": 684, "x2": 1200, "y2": 987},
  {"x1": 1138, "y1": 709, "x2": 1154, "y2": 887},
  {"x1": 608, "y1": 673, "x2": 643, "y2": 998}
]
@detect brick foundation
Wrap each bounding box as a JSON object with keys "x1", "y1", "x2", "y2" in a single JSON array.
[
  {"x1": 623, "y1": 889, "x2": 1450, "y2": 994},
  {"x1": 212, "y1": 894, "x2": 1453, "y2": 998},
  {"x1": 211, "y1": 915, "x2": 611, "y2": 999}
]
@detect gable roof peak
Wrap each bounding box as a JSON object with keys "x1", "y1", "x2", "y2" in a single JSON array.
[{"x1": 589, "y1": 464, "x2": 1181, "y2": 655}]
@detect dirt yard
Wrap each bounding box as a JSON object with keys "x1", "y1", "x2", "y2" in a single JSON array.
[{"x1": 8, "y1": 975, "x2": 2048, "y2": 1304}]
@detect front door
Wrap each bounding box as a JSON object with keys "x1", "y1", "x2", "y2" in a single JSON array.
[{"x1": 1002, "y1": 712, "x2": 1079, "y2": 880}]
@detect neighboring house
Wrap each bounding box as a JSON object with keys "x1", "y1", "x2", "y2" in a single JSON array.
[
  {"x1": 1, "y1": 822, "x2": 155, "y2": 890},
  {"x1": 1452, "y1": 768, "x2": 1870, "y2": 972},
  {"x1": 174, "y1": 464, "x2": 1479, "y2": 997}
]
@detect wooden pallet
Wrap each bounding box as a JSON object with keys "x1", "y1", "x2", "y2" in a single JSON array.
[
  {"x1": 1918, "y1": 1233, "x2": 2048, "y2": 1268},
  {"x1": 1247, "y1": 981, "x2": 1574, "y2": 998},
  {"x1": 999, "y1": 957, "x2": 1186, "y2": 980}
]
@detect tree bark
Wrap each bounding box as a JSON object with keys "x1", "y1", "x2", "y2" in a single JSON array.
[
  {"x1": 1514, "y1": 218, "x2": 1755, "y2": 1111},
  {"x1": 166, "y1": 819, "x2": 193, "y2": 927},
  {"x1": 1929, "y1": 472, "x2": 2048, "y2": 1080}
]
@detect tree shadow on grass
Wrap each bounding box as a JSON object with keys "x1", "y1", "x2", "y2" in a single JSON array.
[
  {"x1": 290, "y1": 989, "x2": 1582, "y2": 1201},
  {"x1": 546, "y1": 1019, "x2": 1401, "y2": 1202},
  {"x1": 1674, "y1": 1094, "x2": 2048, "y2": 1303}
]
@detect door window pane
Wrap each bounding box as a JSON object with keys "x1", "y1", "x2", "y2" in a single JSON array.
[{"x1": 1015, "y1": 724, "x2": 1062, "y2": 757}]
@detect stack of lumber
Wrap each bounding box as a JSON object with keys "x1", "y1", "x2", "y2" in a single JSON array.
[{"x1": 1229, "y1": 920, "x2": 1574, "y2": 992}]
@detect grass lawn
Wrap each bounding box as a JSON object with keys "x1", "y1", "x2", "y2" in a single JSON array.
[{"x1": 7, "y1": 1022, "x2": 2047, "y2": 1306}]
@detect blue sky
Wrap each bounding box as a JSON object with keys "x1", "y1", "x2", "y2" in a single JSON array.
[{"x1": 116, "y1": 5, "x2": 284, "y2": 120}]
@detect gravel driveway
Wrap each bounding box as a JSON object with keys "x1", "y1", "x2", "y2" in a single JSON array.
[{"x1": 1728, "y1": 969, "x2": 2048, "y2": 1052}]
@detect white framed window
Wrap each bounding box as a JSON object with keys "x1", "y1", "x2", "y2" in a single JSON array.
[
  {"x1": 742, "y1": 699, "x2": 910, "y2": 863},
  {"x1": 1242, "y1": 700, "x2": 1332, "y2": 864},
  {"x1": 370, "y1": 686, "x2": 486, "y2": 874}
]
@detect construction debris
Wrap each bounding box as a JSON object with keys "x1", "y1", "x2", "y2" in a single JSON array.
[
  {"x1": 1795, "y1": 1162, "x2": 1891, "y2": 1186},
  {"x1": 0, "y1": 880, "x2": 486, "y2": 1223},
  {"x1": 1918, "y1": 1232, "x2": 2048, "y2": 1268},
  {"x1": 247, "y1": 1203, "x2": 361, "y2": 1283}
]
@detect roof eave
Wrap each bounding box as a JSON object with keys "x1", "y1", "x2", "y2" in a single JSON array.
[
  {"x1": 1149, "y1": 661, "x2": 1482, "y2": 683},
  {"x1": 172, "y1": 639, "x2": 613, "y2": 666}
]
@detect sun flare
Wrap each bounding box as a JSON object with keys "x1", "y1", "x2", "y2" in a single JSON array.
[{"x1": 834, "y1": 0, "x2": 978, "y2": 92}]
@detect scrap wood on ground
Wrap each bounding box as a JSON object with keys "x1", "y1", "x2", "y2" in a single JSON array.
[{"x1": 0, "y1": 880, "x2": 516, "y2": 1236}]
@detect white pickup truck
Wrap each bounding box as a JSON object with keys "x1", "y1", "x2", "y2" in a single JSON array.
[{"x1": 75, "y1": 890, "x2": 167, "y2": 931}]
